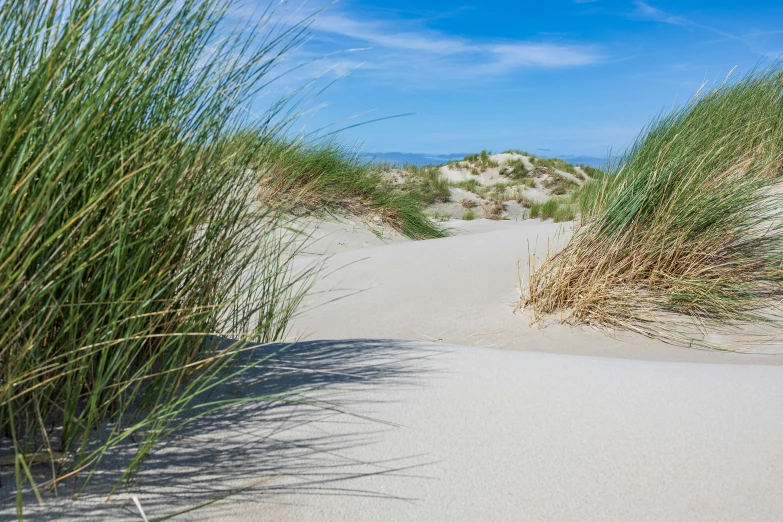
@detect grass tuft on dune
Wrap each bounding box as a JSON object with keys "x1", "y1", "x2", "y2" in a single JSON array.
[
  {"x1": 524, "y1": 65, "x2": 783, "y2": 344},
  {"x1": 239, "y1": 137, "x2": 447, "y2": 240}
]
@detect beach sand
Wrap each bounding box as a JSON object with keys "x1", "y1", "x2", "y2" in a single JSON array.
[
  {"x1": 290, "y1": 217, "x2": 783, "y2": 363},
  {"x1": 15, "y1": 339, "x2": 783, "y2": 521},
  {"x1": 7, "y1": 217, "x2": 783, "y2": 521}
]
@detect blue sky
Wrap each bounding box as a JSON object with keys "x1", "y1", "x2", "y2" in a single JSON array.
[{"x1": 261, "y1": 0, "x2": 783, "y2": 157}]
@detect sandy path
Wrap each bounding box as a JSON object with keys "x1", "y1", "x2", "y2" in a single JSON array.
[
  {"x1": 19, "y1": 340, "x2": 783, "y2": 521},
  {"x1": 251, "y1": 343, "x2": 783, "y2": 522},
  {"x1": 290, "y1": 215, "x2": 410, "y2": 257},
  {"x1": 289, "y1": 218, "x2": 783, "y2": 363}
]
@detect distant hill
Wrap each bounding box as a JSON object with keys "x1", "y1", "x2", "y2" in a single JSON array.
[{"x1": 363, "y1": 152, "x2": 610, "y2": 169}]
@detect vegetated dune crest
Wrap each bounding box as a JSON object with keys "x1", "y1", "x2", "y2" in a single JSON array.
[{"x1": 389, "y1": 151, "x2": 591, "y2": 222}]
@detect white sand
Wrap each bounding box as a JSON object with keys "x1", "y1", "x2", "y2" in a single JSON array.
[
  {"x1": 9, "y1": 218, "x2": 783, "y2": 521},
  {"x1": 291, "y1": 215, "x2": 410, "y2": 258},
  {"x1": 290, "y1": 218, "x2": 783, "y2": 363},
  {"x1": 15, "y1": 340, "x2": 783, "y2": 521},
  {"x1": 240, "y1": 344, "x2": 783, "y2": 522},
  {"x1": 489, "y1": 152, "x2": 526, "y2": 165},
  {"x1": 439, "y1": 164, "x2": 511, "y2": 186}
]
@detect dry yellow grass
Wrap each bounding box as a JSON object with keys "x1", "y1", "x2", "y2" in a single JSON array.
[{"x1": 523, "y1": 66, "x2": 783, "y2": 346}]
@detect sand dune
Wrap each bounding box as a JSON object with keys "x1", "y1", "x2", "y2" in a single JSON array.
[
  {"x1": 11, "y1": 218, "x2": 783, "y2": 521},
  {"x1": 291, "y1": 218, "x2": 783, "y2": 364},
  {"x1": 422, "y1": 152, "x2": 593, "y2": 220}
]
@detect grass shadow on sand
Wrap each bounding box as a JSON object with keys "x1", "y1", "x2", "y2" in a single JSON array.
[{"x1": 1, "y1": 339, "x2": 448, "y2": 521}]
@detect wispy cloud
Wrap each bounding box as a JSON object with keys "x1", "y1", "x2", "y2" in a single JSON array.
[
  {"x1": 313, "y1": 12, "x2": 468, "y2": 54},
  {"x1": 483, "y1": 43, "x2": 601, "y2": 69},
  {"x1": 307, "y1": 9, "x2": 603, "y2": 85},
  {"x1": 631, "y1": 1, "x2": 687, "y2": 26},
  {"x1": 629, "y1": 1, "x2": 781, "y2": 58}
]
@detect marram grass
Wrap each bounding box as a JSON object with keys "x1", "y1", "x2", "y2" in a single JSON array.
[
  {"x1": 524, "y1": 66, "x2": 783, "y2": 345},
  {"x1": 224, "y1": 135, "x2": 447, "y2": 240},
  {"x1": 0, "y1": 0, "x2": 312, "y2": 516}
]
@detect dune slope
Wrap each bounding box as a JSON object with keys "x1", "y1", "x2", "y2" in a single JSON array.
[
  {"x1": 290, "y1": 219, "x2": 783, "y2": 364},
  {"x1": 10, "y1": 219, "x2": 783, "y2": 521}
]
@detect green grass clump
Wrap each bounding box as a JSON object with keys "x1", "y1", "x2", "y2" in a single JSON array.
[
  {"x1": 402, "y1": 164, "x2": 452, "y2": 204},
  {"x1": 515, "y1": 192, "x2": 536, "y2": 208},
  {"x1": 450, "y1": 178, "x2": 486, "y2": 194},
  {"x1": 463, "y1": 209, "x2": 476, "y2": 220},
  {"x1": 534, "y1": 157, "x2": 577, "y2": 174},
  {"x1": 552, "y1": 204, "x2": 577, "y2": 222},
  {"x1": 500, "y1": 158, "x2": 532, "y2": 179},
  {"x1": 513, "y1": 178, "x2": 537, "y2": 188},
  {"x1": 575, "y1": 178, "x2": 605, "y2": 216},
  {"x1": 463, "y1": 150, "x2": 499, "y2": 172},
  {"x1": 247, "y1": 140, "x2": 446, "y2": 240},
  {"x1": 525, "y1": 65, "x2": 783, "y2": 344},
  {"x1": 425, "y1": 174, "x2": 452, "y2": 204},
  {"x1": 488, "y1": 183, "x2": 510, "y2": 200},
  {"x1": 542, "y1": 173, "x2": 579, "y2": 195},
  {"x1": 540, "y1": 199, "x2": 560, "y2": 219},
  {"x1": 529, "y1": 203, "x2": 542, "y2": 219},
  {"x1": 578, "y1": 165, "x2": 607, "y2": 179},
  {"x1": 0, "y1": 0, "x2": 318, "y2": 513},
  {"x1": 537, "y1": 197, "x2": 576, "y2": 222}
]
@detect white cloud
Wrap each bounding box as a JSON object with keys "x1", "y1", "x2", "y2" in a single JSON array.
[
  {"x1": 307, "y1": 9, "x2": 603, "y2": 83},
  {"x1": 485, "y1": 43, "x2": 600, "y2": 69},
  {"x1": 313, "y1": 13, "x2": 471, "y2": 54},
  {"x1": 631, "y1": 1, "x2": 687, "y2": 26}
]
